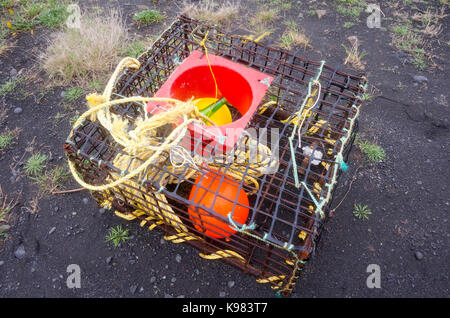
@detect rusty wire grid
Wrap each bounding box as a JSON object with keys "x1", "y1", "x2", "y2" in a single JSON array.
[{"x1": 64, "y1": 16, "x2": 367, "y2": 296}]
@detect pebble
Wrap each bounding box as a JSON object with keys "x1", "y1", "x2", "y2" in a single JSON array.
[
  {"x1": 415, "y1": 251, "x2": 424, "y2": 260},
  {"x1": 82, "y1": 198, "x2": 89, "y2": 205},
  {"x1": 0, "y1": 261, "x2": 4, "y2": 266},
  {"x1": 150, "y1": 276, "x2": 156, "y2": 283},
  {"x1": 99, "y1": 208, "x2": 106, "y2": 215},
  {"x1": 10, "y1": 68, "x2": 17, "y2": 77},
  {"x1": 413, "y1": 75, "x2": 428, "y2": 83},
  {"x1": 106, "y1": 256, "x2": 113, "y2": 264},
  {"x1": 13, "y1": 107, "x2": 23, "y2": 114},
  {"x1": 175, "y1": 254, "x2": 182, "y2": 263},
  {"x1": 60, "y1": 91, "x2": 66, "y2": 98},
  {"x1": 227, "y1": 281, "x2": 235, "y2": 288},
  {"x1": 219, "y1": 291, "x2": 226, "y2": 297},
  {"x1": 54, "y1": 206, "x2": 59, "y2": 212},
  {"x1": 130, "y1": 285, "x2": 138, "y2": 294},
  {"x1": 14, "y1": 245, "x2": 25, "y2": 259},
  {"x1": 171, "y1": 277, "x2": 176, "y2": 283},
  {"x1": 48, "y1": 227, "x2": 56, "y2": 235}
]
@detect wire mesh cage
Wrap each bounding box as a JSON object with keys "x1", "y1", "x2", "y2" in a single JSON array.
[{"x1": 64, "y1": 16, "x2": 367, "y2": 296}]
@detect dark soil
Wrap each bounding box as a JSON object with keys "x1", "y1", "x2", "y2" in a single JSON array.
[{"x1": 0, "y1": 0, "x2": 448, "y2": 298}]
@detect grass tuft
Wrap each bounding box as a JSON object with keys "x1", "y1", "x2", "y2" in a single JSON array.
[
  {"x1": 105, "y1": 225, "x2": 130, "y2": 247},
  {"x1": 133, "y1": 9, "x2": 165, "y2": 26},
  {"x1": 0, "y1": 132, "x2": 15, "y2": 149},
  {"x1": 335, "y1": 0, "x2": 367, "y2": 21},
  {"x1": 182, "y1": 0, "x2": 239, "y2": 28},
  {"x1": 31, "y1": 165, "x2": 70, "y2": 194},
  {"x1": 353, "y1": 203, "x2": 372, "y2": 220},
  {"x1": 0, "y1": 78, "x2": 18, "y2": 96},
  {"x1": 38, "y1": 3, "x2": 69, "y2": 28},
  {"x1": 356, "y1": 137, "x2": 386, "y2": 162},
  {"x1": 343, "y1": 36, "x2": 366, "y2": 70},
  {"x1": 24, "y1": 153, "x2": 47, "y2": 176},
  {"x1": 280, "y1": 20, "x2": 310, "y2": 50},
  {"x1": 41, "y1": 10, "x2": 129, "y2": 86},
  {"x1": 64, "y1": 86, "x2": 84, "y2": 103},
  {"x1": 249, "y1": 8, "x2": 278, "y2": 34},
  {"x1": 122, "y1": 40, "x2": 149, "y2": 58}
]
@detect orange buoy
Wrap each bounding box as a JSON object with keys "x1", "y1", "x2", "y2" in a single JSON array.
[{"x1": 188, "y1": 171, "x2": 249, "y2": 239}]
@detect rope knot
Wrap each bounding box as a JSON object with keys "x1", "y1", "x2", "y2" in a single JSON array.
[
  {"x1": 86, "y1": 93, "x2": 106, "y2": 121},
  {"x1": 86, "y1": 93, "x2": 106, "y2": 108}
]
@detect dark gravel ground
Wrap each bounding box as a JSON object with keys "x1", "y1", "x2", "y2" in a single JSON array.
[{"x1": 0, "y1": 0, "x2": 448, "y2": 298}]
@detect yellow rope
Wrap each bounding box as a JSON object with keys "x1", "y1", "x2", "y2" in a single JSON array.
[
  {"x1": 199, "y1": 249, "x2": 246, "y2": 263},
  {"x1": 256, "y1": 275, "x2": 286, "y2": 284}
]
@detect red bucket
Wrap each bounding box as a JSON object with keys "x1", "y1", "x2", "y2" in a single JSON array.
[{"x1": 147, "y1": 50, "x2": 273, "y2": 153}]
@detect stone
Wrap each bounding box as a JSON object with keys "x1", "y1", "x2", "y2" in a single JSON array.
[
  {"x1": 415, "y1": 251, "x2": 424, "y2": 260},
  {"x1": 175, "y1": 254, "x2": 182, "y2": 263},
  {"x1": 413, "y1": 75, "x2": 428, "y2": 83},
  {"x1": 227, "y1": 281, "x2": 235, "y2": 288},
  {"x1": 10, "y1": 68, "x2": 17, "y2": 77},
  {"x1": 48, "y1": 227, "x2": 56, "y2": 235},
  {"x1": 14, "y1": 245, "x2": 25, "y2": 259},
  {"x1": 130, "y1": 285, "x2": 138, "y2": 294},
  {"x1": 13, "y1": 107, "x2": 23, "y2": 114}
]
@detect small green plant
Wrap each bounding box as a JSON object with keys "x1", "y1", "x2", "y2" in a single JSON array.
[
  {"x1": 357, "y1": 139, "x2": 386, "y2": 162},
  {"x1": 123, "y1": 40, "x2": 147, "y2": 58},
  {"x1": 413, "y1": 54, "x2": 427, "y2": 70},
  {"x1": 0, "y1": 184, "x2": 18, "y2": 239},
  {"x1": 105, "y1": 225, "x2": 130, "y2": 247},
  {"x1": 0, "y1": 132, "x2": 14, "y2": 149},
  {"x1": 38, "y1": 4, "x2": 69, "y2": 28},
  {"x1": 271, "y1": 0, "x2": 293, "y2": 11},
  {"x1": 0, "y1": 78, "x2": 18, "y2": 96},
  {"x1": 0, "y1": 37, "x2": 10, "y2": 56},
  {"x1": 88, "y1": 79, "x2": 104, "y2": 92},
  {"x1": 24, "y1": 153, "x2": 47, "y2": 176},
  {"x1": 133, "y1": 9, "x2": 165, "y2": 26},
  {"x1": 69, "y1": 113, "x2": 79, "y2": 126},
  {"x1": 343, "y1": 21, "x2": 354, "y2": 28},
  {"x1": 64, "y1": 87, "x2": 84, "y2": 103},
  {"x1": 390, "y1": 22, "x2": 429, "y2": 70},
  {"x1": 360, "y1": 92, "x2": 373, "y2": 101},
  {"x1": 280, "y1": 21, "x2": 310, "y2": 50},
  {"x1": 30, "y1": 165, "x2": 70, "y2": 193},
  {"x1": 353, "y1": 203, "x2": 372, "y2": 220},
  {"x1": 22, "y1": 2, "x2": 46, "y2": 19},
  {"x1": 342, "y1": 36, "x2": 366, "y2": 70}
]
